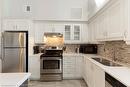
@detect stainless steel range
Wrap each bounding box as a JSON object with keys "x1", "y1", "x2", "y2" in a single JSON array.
[{"x1": 40, "y1": 49, "x2": 63, "y2": 81}]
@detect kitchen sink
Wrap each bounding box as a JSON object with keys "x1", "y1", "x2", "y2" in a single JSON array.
[{"x1": 92, "y1": 57, "x2": 122, "y2": 67}]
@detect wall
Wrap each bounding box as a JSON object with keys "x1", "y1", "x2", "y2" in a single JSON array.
[
  {"x1": 98, "y1": 41, "x2": 130, "y2": 65},
  {"x1": 32, "y1": 0, "x2": 88, "y2": 21},
  {"x1": 88, "y1": 0, "x2": 109, "y2": 19}
]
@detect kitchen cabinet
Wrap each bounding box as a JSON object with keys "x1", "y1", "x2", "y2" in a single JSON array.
[
  {"x1": 63, "y1": 55, "x2": 83, "y2": 79},
  {"x1": 75, "y1": 56, "x2": 83, "y2": 78},
  {"x1": 88, "y1": 20, "x2": 98, "y2": 44},
  {"x1": 34, "y1": 22, "x2": 64, "y2": 43},
  {"x1": 3, "y1": 19, "x2": 32, "y2": 31},
  {"x1": 88, "y1": 0, "x2": 126, "y2": 42},
  {"x1": 83, "y1": 57, "x2": 94, "y2": 87},
  {"x1": 93, "y1": 63, "x2": 105, "y2": 87},
  {"x1": 63, "y1": 56, "x2": 76, "y2": 79},
  {"x1": 64, "y1": 24, "x2": 82, "y2": 44},
  {"x1": 83, "y1": 57, "x2": 105, "y2": 87},
  {"x1": 107, "y1": 0, "x2": 124, "y2": 40},
  {"x1": 34, "y1": 22, "x2": 88, "y2": 44},
  {"x1": 28, "y1": 55, "x2": 40, "y2": 80},
  {"x1": 0, "y1": 59, "x2": 1, "y2": 73}
]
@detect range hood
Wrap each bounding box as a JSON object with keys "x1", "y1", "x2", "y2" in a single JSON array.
[
  {"x1": 44, "y1": 33, "x2": 63, "y2": 38},
  {"x1": 44, "y1": 33, "x2": 64, "y2": 47}
]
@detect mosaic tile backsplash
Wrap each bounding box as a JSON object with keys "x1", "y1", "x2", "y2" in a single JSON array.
[
  {"x1": 64, "y1": 41, "x2": 130, "y2": 65},
  {"x1": 64, "y1": 44, "x2": 80, "y2": 53},
  {"x1": 98, "y1": 41, "x2": 130, "y2": 65}
]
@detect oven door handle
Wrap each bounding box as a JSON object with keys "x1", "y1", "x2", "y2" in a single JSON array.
[{"x1": 41, "y1": 58, "x2": 62, "y2": 61}]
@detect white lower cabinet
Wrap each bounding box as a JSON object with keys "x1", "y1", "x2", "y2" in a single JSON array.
[
  {"x1": 93, "y1": 63, "x2": 105, "y2": 87},
  {"x1": 83, "y1": 57, "x2": 105, "y2": 87},
  {"x1": 63, "y1": 55, "x2": 82, "y2": 79},
  {"x1": 0, "y1": 59, "x2": 1, "y2": 73},
  {"x1": 28, "y1": 55, "x2": 40, "y2": 80}
]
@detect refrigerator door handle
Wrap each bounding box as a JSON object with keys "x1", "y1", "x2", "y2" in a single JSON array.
[{"x1": 1, "y1": 32, "x2": 5, "y2": 61}]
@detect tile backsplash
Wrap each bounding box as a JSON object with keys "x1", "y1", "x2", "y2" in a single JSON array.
[
  {"x1": 64, "y1": 44, "x2": 80, "y2": 53},
  {"x1": 98, "y1": 41, "x2": 130, "y2": 65}
]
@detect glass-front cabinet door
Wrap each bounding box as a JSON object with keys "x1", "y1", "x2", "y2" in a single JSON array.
[
  {"x1": 64, "y1": 25, "x2": 71, "y2": 40},
  {"x1": 73, "y1": 25, "x2": 81, "y2": 40},
  {"x1": 64, "y1": 24, "x2": 81, "y2": 43}
]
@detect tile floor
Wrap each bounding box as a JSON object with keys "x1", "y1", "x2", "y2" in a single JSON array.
[{"x1": 28, "y1": 80, "x2": 88, "y2": 87}]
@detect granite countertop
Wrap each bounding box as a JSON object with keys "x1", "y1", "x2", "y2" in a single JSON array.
[{"x1": 0, "y1": 73, "x2": 31, "y2": 87}]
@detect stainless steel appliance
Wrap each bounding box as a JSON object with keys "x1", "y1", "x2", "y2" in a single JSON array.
[
  {"x1": 105, "y1": 73, "x2": 126, "y2": 87},
  {"x1": 2, "y1": 31, "x2": 28, "y2": 72},
  {"x1": 79, "y1": 44, "x2": 97, "y2": 54},
  {"x1": 40, "y1": 49, "x2": 63, "y2": 81}
]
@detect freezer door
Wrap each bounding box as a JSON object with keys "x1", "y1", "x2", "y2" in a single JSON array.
[
  {"x1": 2, "y1": 48, "x2": 26, "y2": 72},
  {"x1": 3, "y1": 32, "x2": 26, "y2": 47}
]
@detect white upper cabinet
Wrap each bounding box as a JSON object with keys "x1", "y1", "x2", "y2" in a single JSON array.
[
  {"x1": 34, "y1": 22, "x2": 88, "y2": 44},
  {"x1": 107, "y1": 0, "x2": 124, "y2": 40},
  {"x1": 3, "y1": 19, "x2": 32, "y2": 31},
  {"x1": 64, "y1": 24, "x2": 85, "y2": 44},
  {"x1": 34, "y1": 22, "x2": 65, "y2": 43},
  {"x1": 88, "y1": 0, "x2": 127, "y2": 42},
  {"x1": 32, "y1": 0, "x2": 88, "y2": 21}
]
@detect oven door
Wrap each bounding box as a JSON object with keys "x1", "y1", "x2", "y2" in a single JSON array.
[{"x1": 40, "y1": 57, "x2": 62, "y2": 74}]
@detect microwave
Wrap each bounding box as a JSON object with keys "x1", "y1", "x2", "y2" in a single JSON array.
[{"x1": 79, "y1": 44, "x2": 97, "y2": 54}]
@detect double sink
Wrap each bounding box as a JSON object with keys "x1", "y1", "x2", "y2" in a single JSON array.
[{"x1": 92, "y1": 57, "x2": 122, "y2": 67}]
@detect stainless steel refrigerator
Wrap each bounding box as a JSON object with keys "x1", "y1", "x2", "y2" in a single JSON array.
[{"x1": 2, "y1": 31, "x2": 28, "y2": 73}]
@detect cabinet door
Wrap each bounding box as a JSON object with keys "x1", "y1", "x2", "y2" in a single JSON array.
[
  {"x1": 34, "y1": 23, "x2": 44, "y2": 43},
  {"x1": 107, "y1": 0, "x2": 124, "y2": 40},
  {"x1": 63, "y1": 56, "x2": 76, "y2": 79},
  {"x1": 53, "y1": 24, "x2": 64, "y2": 34},
  {"x1": 88, "y1": 21, "x2": 98, "y2": 43},
  {"x1": 75, "y1": 56, "x2": 82, "y2": 78},
  {"x1": 84, "y1": 58, "x2": 94, "y2": 87},
  {"x1": 73, "y1": 24, "x2": 81, "y2": 41},
  {"x1": 95, "y1": 11, "x2": 107, "y2": 41},
  {"x1": 0, "y1": 59, "x2": 1, "y2": 73},
  {"x1": 93, "y1": 64, "x2": 105, "y2": 87},
  {"x1": 15, "y1": 20, "x2": 30, "y2": 30},
  {"x1": 3, "y1": 20, "x2": 17, "y2": 31},
  {"x1": 28, "y1": 56, "x2": 40, "y2": 80},
  {"x1": 64, "y1": 25, "x2": 72, "y2": 41},
  {"x1": 88, "y1": 61, "x2": 94, "y2": 87},
  {"x1": 81, "y1": 24, "x2": 88, "y2": 43},
  {"x1": 3, "y1": 19, "x2": 31, "y2": 31}
]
